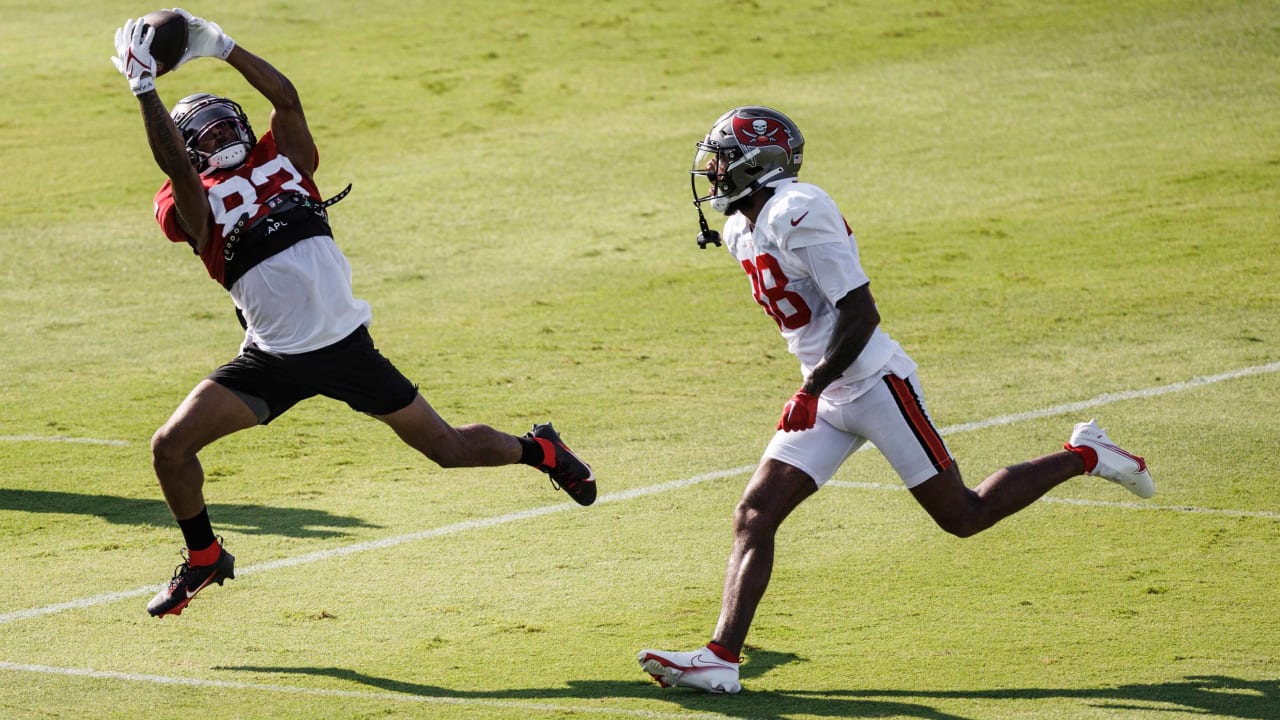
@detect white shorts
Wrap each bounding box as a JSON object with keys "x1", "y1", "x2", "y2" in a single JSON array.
[{"x1": 763, "y1": 371, "x2": 954, "y2": 489}]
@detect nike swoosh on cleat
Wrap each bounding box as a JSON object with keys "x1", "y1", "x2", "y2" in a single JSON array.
[
  {"x1": 1101, "y1": 442, "x2": 1148, "y2": 472},
  {"x1": 185, "y1": 572, "x2": 223, "y2": 599},
  {"x1": 647, "y1": 655, "x2": 727, "y2": 672},
  {"x1": 790, "y1": 211, "x2": 810, "y2": 227}
]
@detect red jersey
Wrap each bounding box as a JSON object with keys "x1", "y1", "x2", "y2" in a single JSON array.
[{"x1": 153, "y1": 131, "x2": 322, "y2": 285}]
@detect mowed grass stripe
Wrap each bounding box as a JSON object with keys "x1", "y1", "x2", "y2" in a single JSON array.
[{"x1": 2, "y1": 360, "x2": 1273, "y2": 628}]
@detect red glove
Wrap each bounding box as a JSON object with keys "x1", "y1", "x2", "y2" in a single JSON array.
[{"x1": 777, "y1": 389, "x2": 819, "y2": 432}]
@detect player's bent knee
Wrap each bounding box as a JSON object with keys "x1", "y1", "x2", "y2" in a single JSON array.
[
  {"x1": 150, "y1": 423, "x2": 204, "y2": 470},
  {"x1": 931, "y1": 511, "x2": 990, "y2": 538},
  {"x1": 937, "y1": 518, "x2": 980, "y2": 538},
  {"x1": 150, "y1": 426, "x2": 180, "y2": 466},
  {"x1": 732, "y1": 500, "x2": 782, "y2": 537}
]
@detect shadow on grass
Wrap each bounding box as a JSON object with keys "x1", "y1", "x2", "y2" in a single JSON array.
[
  {"x1": 786, "y1": 674, "x2": 1280, "y2": 720},
  {"x1": 216, "y1": 650, "x2": 1278, "y2": 720},
  {"x1": 0, "y1": 488, "x2": 379, "y2": 539}
]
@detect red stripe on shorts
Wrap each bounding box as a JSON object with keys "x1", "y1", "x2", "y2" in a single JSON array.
[{"x1": 884, "y1": 374, "x2": 953, "y2": 472}]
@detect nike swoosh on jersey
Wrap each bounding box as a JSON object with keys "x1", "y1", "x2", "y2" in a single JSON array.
[{"x1": 790, "y1": 211, "x2": 810, "y2": 227}]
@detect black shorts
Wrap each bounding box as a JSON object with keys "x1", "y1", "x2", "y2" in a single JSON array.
[{"x1": 207, "y1": 325, "x2": 418, "y2": 425}]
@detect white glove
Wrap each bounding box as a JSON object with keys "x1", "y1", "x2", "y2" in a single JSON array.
[
  {"x1": 110, "y1": 18, "x2": 157, "y2": 95},
  {"x1": 171, "y1": 8, "x2": 235, "y2": 69}
]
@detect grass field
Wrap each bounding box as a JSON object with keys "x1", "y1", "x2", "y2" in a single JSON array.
[{"x1": 2, "y1": 1, "x2": 1278, "y2": 718}]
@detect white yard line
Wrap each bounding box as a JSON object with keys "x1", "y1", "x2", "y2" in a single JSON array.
[
  {"x1": 0, "y1": 434, "x2": 129, "y2": 446},
  {"x1": 0, "y1": 468, "x2": 753, "y2": 627},
  {"x1": 1, "y1": 359, "x2": 1276, "y2": 630},
  {"x1": 0, "y1": 361, "x2": 1277, "y2": 712},
  {"x1": 7, "y1": 361, "x2": 1274, "y2": 450},
  {"x1": 931, "y1": 359, "x2": 1280, "y2": 436},
  {"x1": 0, "y1": 661, "x2": 735, "y2": 720}
]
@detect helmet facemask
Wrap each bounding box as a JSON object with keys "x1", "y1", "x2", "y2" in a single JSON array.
[
  {"x1": 171, "y1": 94, "x2": 257, "y2": 173},
  {"x1": 194, "y1": 118, "x2": 253, "y2": 170}
]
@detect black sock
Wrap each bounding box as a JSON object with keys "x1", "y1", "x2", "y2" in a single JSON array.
[
  {"x1": 177, "y1": 506, "x2": 217, "y2": 552},
  {"x1": 517, "y1": 437, "x2": 545, "y2": 467}
]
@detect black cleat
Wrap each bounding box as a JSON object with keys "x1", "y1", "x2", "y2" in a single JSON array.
[
  {"x1": 526, "y1": 423, "x2": 596, "y2": 506},
  {"x1": 146, "y1": 542, "x2": 236, "y2": 618}
]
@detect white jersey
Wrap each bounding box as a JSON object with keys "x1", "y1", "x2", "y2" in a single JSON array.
[
  {"x1": 722, "y1": 181, "x2": 914, "y2": 404},
  {"x1": 231, "y1": 235, "x2": 373, "y2": 354}
]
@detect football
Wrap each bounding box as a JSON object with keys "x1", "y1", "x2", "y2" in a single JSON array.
[{"x1": 141, "y1": 10, "x2": 187, "y2": 76}]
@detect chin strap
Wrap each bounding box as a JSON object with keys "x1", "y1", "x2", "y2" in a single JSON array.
[
  {"x1": 696, "y1": 205, "x2": 722, "y2": 250},
  {"x1": 690, "y1": 173, "x2": 722, "y2": 250}
]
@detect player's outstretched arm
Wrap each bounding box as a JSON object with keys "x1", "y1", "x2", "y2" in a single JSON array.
[
  {"x1": 138, "y1": 92, "x2": 211, "y2": 251},
  {"x1": 112, "y1": 17, "x2": 210, "y2": 250},
  {"x1": 224, "y1": 45, "x2": 317, "y2": 179}
]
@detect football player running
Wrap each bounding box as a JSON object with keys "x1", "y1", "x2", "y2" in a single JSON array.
[
  {"x1": 111, "y1": 11, "x2": 596, "y2": 619},
  {"x1": 637, "y1": 106, "x2": 1152, "y2": 694}
]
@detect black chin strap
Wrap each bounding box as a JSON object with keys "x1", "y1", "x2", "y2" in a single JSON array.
[
  {"x1": 690, "y1": 174, "x2": 722, "y2": 250},
  {"x1": 696, "y1": 206, "x2": 722, "y2": 250}
]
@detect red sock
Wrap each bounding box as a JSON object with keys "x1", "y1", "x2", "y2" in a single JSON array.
[
  {"x1": 1064, "y1": 443, "x2": 1097, "y2": 473},
  {"x1": 187, "y1": 539, "x2": 222, "y2": 566},
  {"x1": 706, "y1": 641, "x2": 740, "y2": 664}
]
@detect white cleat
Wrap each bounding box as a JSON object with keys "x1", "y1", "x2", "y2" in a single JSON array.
[
  {"x1": 1065, "y1": 419, "x2": 1154, "y2": 499},
  {"x1": 637, "y1": 646, "x2": 742, "y2": 694}
]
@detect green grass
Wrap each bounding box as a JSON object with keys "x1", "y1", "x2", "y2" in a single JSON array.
[{"x1": 2, "y1": 1, "x2": 1278, "y2": 718}]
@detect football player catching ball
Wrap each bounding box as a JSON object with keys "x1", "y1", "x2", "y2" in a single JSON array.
[{"x1": 111, "y1": 10, "x2": 596, "y2": 619}]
